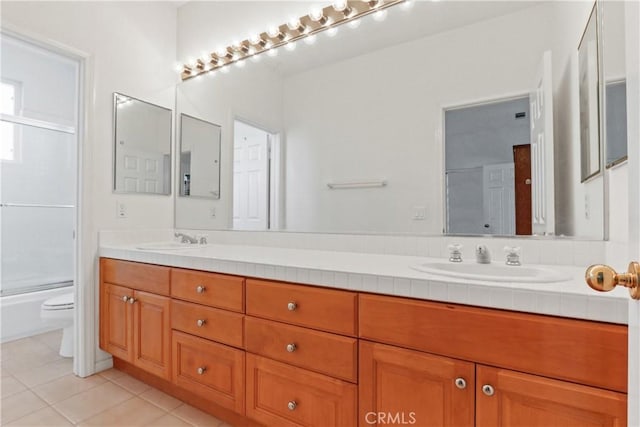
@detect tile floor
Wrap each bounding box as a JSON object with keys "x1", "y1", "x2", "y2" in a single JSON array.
[{"x1": 1, "y1": 330, "x2": 233, "y2": 426}]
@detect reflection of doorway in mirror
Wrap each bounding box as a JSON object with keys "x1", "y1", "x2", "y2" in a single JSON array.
[
  {"x1": 232, "y1": 120, "x2": 281, "y2": 230},
  {"x1": 445, "y1": 96, "x2": 531, "y2": 236}
]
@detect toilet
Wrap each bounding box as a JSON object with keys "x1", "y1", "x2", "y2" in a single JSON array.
[{"x1": 40, "y1": 293, "x2": 74, "y2": 357}]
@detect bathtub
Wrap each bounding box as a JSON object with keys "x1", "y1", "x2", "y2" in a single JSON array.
[{"x1": 1, "y1": 284, "x2": 73, "y2": 343}]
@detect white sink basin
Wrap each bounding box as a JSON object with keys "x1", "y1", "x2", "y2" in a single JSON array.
[
  {"x1": 135, "y1": 242, "x2": 205, "y2": 251},
  {"x1": 411, "y1": 261, "x2": 569, "y2": 283}
]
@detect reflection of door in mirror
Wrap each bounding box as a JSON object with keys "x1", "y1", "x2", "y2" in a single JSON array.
[
  {"x1": 232, "y1": 120, "x2": 280, "y2": 230},
  {"x1": 113, "y1": 93, "x2": 172, "y2": 195},
  {"x1": 445, "y1": 97, "x2": 529, "y2": 236},
  {"x1": 179, "y1": 114, "x2": 221, "y2": 199}
]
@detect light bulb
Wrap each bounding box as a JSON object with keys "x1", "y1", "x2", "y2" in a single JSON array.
[
  {"x1": 332, "y1": 0, "x2": 347, "y2": 11},
  {"x1": 187, "y1": 58, "x2": 195, "y2": 67},
  {"x1": 267, "y1": 26, "x2": 281, "y2": 38},
  {"x1": 310, "y1": 8, "x2": 323, "y2": 21},
  {"x1": 200, "y1": 51, "x2": 209, "y2": 62},
  {"x1": 175, "y1": 63, "x2": 184, "y2": 73},
  {"x1": 347, "y1": 19, "x2": 361, "y2": 29},
  {"x1": 249, "y1": 34, "x2": 263, "y2": 45},
  {"x1": 285, "y1": 42, "x2": 296, "y2": 51},
  {"x1": 287, "y1": 18, "x2": 303, "y2": 31},
  {"x1": 304, "y1": 34, "x2": 317, "y2": 45},
  {"x1": 400, "y1": 0, "x2": 414, "y2": 10},
  {"x1": 190, "y1": 68, "x2": 198, "y2": 76},
  {"x1": 326, "y1": 27, "x2": 339, "y2": 37},
  {"x1": 216, "y1": 48, "x2": 228, "y2": 59},
  {"x1": 372, "y1": 9, "x2": 387, "y2": 21}
]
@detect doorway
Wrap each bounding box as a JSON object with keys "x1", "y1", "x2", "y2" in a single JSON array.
[
  {"x1": 0, "y1": 32, "x2": 80, "y2": 353},
  {"x1": 444, "y1": 96, "x2": 531, "y2": 235},
  {"x1": 232, "y1": 119, "x2": 280, "y2": 230}
]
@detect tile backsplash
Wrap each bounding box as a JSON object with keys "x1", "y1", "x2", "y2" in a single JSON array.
[{"x1": 99, "y1": 229, "x2": 609, "y2": 268}]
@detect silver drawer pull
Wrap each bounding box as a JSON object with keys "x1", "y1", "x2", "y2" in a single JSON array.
[
  {"x1": 128, "y1": 298, "x2": 136, "y2": 304},
  {"x1": 196, "y1": 319, "x2": 206, "y2": 327},
  {"x1": 197, "y1": 366, "x2": 206, "y2": 375},
  {"x1": 287, "y1": 401, "x2": 297, "y2": 411},
  {"x1": 454, "y1": 378, "x2": 467, "y2": 389},
  {"x1": 286, "y1": 343, "x2": 297, "y2": 353},
  {"x1": 287, "y1": 302, "x2": 297, "y2": 311},
  {"x1": 122, "y1": 296, "x2": 129, "y2": 303},
  {"x1": 195, "y1": 285, "x2": 206, "y2": 294},
  {"x1": 482, "y1": 384, "x2": 495, "y2": 396}
]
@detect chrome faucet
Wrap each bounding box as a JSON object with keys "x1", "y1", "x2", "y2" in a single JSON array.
[
  {"x1": 448, "y1": 244, "x2": 463, "y2": 262},
  {"x1": 475, "y1": 245, "x2": 491, "y2": 264},
  {"x1": 174, "y1": 232, "x2": 198, "y2": 244}
]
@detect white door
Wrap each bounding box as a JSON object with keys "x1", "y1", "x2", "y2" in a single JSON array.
[
  {"x1": 530, "y1": 50, "x2": 555, "y2": 235},
  {"x1": 233, "y1": 120, "x2": 269, "y2": 230},
  {"x1": 482, "y1": 163, "x2": 515, "y2": 235},
  {"x1": 625, "y1": 2, "x2": 639, "y2": 424}
]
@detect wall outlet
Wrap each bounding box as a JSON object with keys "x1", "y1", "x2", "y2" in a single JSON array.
[
  {"x1": 209, "y1": 207, "x2": 216, "y2": 218},
  {"x1": 117, "y1": 201, "x2": 127, "y2": 218},
  {"x1": 412, "y1": 206, "x2": 426, "y2": 220}
]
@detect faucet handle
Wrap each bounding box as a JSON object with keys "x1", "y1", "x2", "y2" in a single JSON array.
[
  {"x1": 504, "y1": 246, "x2": 521, "y2": 266},
  {"x1": 448, "y1": 244, "x2": 463, "y2": 262}
]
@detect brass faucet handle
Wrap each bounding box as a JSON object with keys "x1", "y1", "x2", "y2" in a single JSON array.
[{"x1": 585, "y1": 262, "x2": 640, "y2": 300}]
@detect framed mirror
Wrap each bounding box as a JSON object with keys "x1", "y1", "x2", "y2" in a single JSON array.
[
  {"x1": 178, "y1": 114, "x2": 221, "y2": 199},
  {"x1": 175, "y1": 1, "x2": 610, "y2": 239},
  {"x1": 578, "y1": 4, "x2": 602, "y2": 182},
  {"x1": 113, "y1": 92, "x2": 172, "y2": 195}
]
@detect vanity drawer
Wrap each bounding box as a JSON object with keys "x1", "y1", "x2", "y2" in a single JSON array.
[
  {"x1": 245, "y1": 279, "x2": 357, "y2": 336},
  {"x1": 245, "y1": 317, "x2": 357, "y2": 383},
  {"x1": 359, "y1": 293, "x2": 628, "y2": 393},
  {"x1": 246, "y1": 354, "x2": 357, "y2": 427},
  {"x1": 101, "y1": 258, "x2": 170, "y2": 296},
  {"x1": 171, "y1": 300, "x2": 244, "y2": 348},
  {"x1": 172, "y1": 331, "x2": 245, "y2": 414},
  {"x1": 171, "y1": 269, "x2": 244, "y2": 312}
]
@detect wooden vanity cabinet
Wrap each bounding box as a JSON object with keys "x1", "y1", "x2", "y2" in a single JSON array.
[
  {"x1": 359, "y1": 293, "x2": 628, "y2": 427},
  {"x1": 99, "y1": 259, "x2": 171, "y2": 380}
]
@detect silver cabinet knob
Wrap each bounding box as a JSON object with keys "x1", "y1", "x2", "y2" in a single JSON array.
[
  {"x1": 122, "y1": 296, "x2": 129, "y2": 303},
  {"x1": 128, "y1": 297, "x2": 136, "y2": 304},
  {"x1": 482, "y1": 384, "x2": 495, "y2": 396},
  {"x1": 197, "y1": 366, "x2": 206, "y2": 375},
  {"x1": 287, "y1": 401, "x2": 297, "y2": 411},
  {"x1": 286, "y1": 343, "x2": 297, "y2": 353},
  {"x1": 196, "y1": 285, "x2": 206, "y2": 294},
  {"x1": 196, "y1": 319, "x2": 206, "y2": 327},
  {"x1": 454, "y1": 378, "x2": 467, "y2": 389},
  {"x1": 287, "y1": 302, "x2": 297, "y2": 311}
]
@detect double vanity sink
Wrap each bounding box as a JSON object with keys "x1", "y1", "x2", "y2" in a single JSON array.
[{"x1": 411, "y1": 261, "x2": 570, "y2": 283}]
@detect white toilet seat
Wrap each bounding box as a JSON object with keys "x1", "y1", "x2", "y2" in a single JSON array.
[{"x1": 42, "y1": 293, "x2": 74, "y2": 311}]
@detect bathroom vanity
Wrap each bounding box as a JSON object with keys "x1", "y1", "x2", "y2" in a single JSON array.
[{"x1": 98, "y1": 244, "x2": 628, "y2": 427}]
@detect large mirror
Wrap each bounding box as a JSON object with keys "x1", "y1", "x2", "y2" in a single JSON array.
[
  {"x1": 178, "y1": 114, "x2": 221, "y2": 199},
  {"x1": 175, "y1": 1, "x2": 613, "y2": 239},
  {"x1": 113, "y1": 93, "x2": 172, "y2": 195},
  {"x1": 578, "y1": 5, "x2": 601, "y2": 182}
]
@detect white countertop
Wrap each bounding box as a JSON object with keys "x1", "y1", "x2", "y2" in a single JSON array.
[{"x1": 99, "y1": 242, "x2": 630, "y2": 324}]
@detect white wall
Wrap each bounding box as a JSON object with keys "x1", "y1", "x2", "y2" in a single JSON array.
[{"x1": 1, "y1": 1, "x2": 177, "y2": 374}]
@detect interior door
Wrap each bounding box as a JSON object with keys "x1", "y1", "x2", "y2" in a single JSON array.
[
  {"x1": 530, "y1": 50, "x2": 555, "y2": 235},
  {"x1": 482, "y1": 163, "x2": 515, "y2": 235},
  {"x1": 233, "y1": 120, "x2": 269, "y2": 230},
  {"x1": 513, "y1": 144, "x2": 532, "y2": 235}
]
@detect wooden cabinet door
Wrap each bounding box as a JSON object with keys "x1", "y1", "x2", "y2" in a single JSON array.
[
  {"x1": 476, "y1": 365, "x2": 627, "y2": 427},
  {"x1": 132, "y1": 290, "x2": 171, "y2": 380},
  {"x1": 100, "y1": 283, "x2": 133, "y2": 361},
  {"x1": 359, "y1": 341, "x2": 474, "y2": 427}
]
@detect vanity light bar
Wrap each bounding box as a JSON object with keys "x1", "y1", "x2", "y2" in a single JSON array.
[{"x1": 180, "y1": 0, "x2": 405, "y2": 80}]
